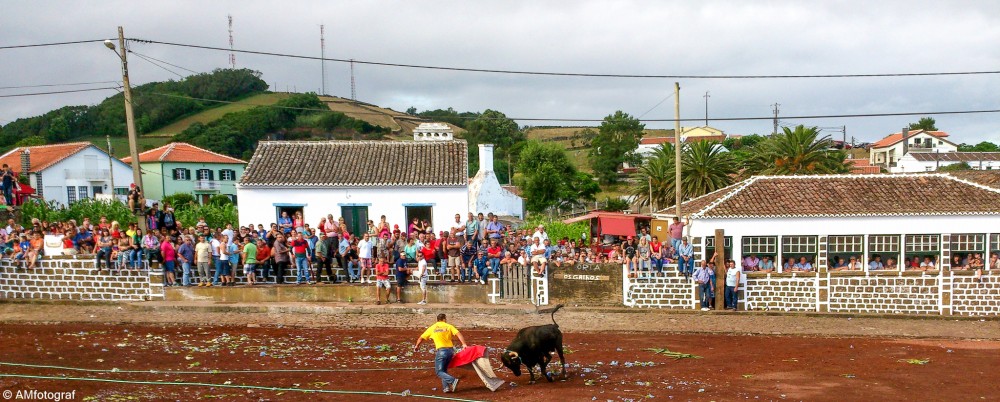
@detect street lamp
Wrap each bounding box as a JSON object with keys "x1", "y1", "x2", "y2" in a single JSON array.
[{"x1": 104, "y1": 27, "x2": 146, "y2": 232}]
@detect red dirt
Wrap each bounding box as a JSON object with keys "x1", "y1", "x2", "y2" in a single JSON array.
[{"x1": 0, "y1": 322, "x2": 996, "y2": 401}]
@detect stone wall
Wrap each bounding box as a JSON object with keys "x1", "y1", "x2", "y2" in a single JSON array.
[
  {"x1": 549, "y1": 263, "x2": 622, "y2": 306},
  {"x1": 951, "y1": 274, "x2": 1000, "y2": 316},
  {"x1": 623, "y1": 269, "x2": 696, "y2": 309},
  {"x1": 0, "y1": 256, "x2": 156, "y2": 301},
  {"x1": 744, "y1": 274, "x2": 819, "y2": 312},
  {"x1": 827, "y1": 274, "x2": 940, "y2": 315}
]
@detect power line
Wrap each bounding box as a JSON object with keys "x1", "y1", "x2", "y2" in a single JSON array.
[
  {"x1": 144, "y1": 91, "x2": 1000, "y2": 123},
  {"x1": 0, "y1": 39, "x2": 106, "y2": 50},
  {"x1": 129, "y1": 52, "x2": 185, "y2": 78},
  {"x1": 130, "y1": 38, "x2": 1000, "y2": 80},
  {"x1": 0, "y1": 87, "x2": 119, "y2": 98},
  {"x1": 0, "y1": 81, "x2": 120, "y2": 90},
  {"x1": 128, "y1": 50, "x2": 199, "y2": 74},
  {"x1": 637, "y1": 93, "x2": 674, "y2": 119}
]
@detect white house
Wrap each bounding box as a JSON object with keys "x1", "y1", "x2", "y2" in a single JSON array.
[
  {"x1": 896, "y1": 152, "x2": 1000, "y2": 172},
  {"x1": 468, "y1": 144, "x2": 524, "y2": 218},
  {"x1": 236, "y1": 138, "x2": 469, "y2": 235},
  {"x1": 869, "y1": 129, "x2": 957, "y2": 171},
  {"x1": 0, "y1": 142, "x2": 135, "y2": 206},
  {"x1": 636, "y1": 126, "x2": 728, "y2": 160},
  {"x1": 656, "y1": 174, "x2": 1000, "y2": 272},
  {"x1": 413, "y1": 122, "x2": 455, "y2": 141}
]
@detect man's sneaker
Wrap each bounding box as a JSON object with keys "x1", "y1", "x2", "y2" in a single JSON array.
[
  {"x1": 480, "y1": 279, "x2": 486, "y2": 285},
  {"x1": 451, "y1": 378, "x2": 459, "y2": 392},
  {"x1": 701, "y1": 307, "x2": 710, "y2": 311},
  {"x1": 417, "y1": 300, "x2": 427, "y2": 305}
]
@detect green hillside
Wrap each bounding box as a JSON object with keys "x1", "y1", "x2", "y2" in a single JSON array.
[{"x1": 148, "y1": 93, "x2": 293, "y2": 136}]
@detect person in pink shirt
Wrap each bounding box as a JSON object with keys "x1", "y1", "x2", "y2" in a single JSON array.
[
  {"x1": 667, "y1": 216, "x2": 689, "y2": 259},
  {"x1": 160, "y1": 235, "x2": 177, "y2": 287}
]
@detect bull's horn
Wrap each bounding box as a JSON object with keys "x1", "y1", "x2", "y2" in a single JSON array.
[{"x1": 508, "y1": 351, "x2": 519, "y2": 358}]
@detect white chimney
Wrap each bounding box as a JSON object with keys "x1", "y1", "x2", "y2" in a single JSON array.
[{"x1": 478, "y1": 144, "x2": 494, "y2": 173}]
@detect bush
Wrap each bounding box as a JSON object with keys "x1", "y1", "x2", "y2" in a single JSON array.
[
  {"x1": 162, "y1": 193, "x2": 197, "y2": 210},
  {"x1": 19, "y1": 198, "x2": 136, "y2": 227},
  {"x1": 175, "y1": 203, "x2": 237, "y2": 229},
  {"x1": 208, "y1": 194, "x2": 233, "y2": 206},
  {"x1": 523, "y1": 216, "x2": 589, "y2": 243}
]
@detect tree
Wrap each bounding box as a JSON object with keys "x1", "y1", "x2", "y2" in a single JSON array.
[
  {"x1": 958, "y1": 141, "x2": 1000, "y2": 152},
  {"x1": 630, "y1": 141, "x2": 738, "y2": 210},
  {"x1": 464, "y1": 109, "x2": 525, "y2": 184},
  {"x1": 746, "y1": 125, "x2": 850, "y2": 176},
  {"x1": 405, "y1": 106, "x2": 418, "y2": 115},
  {"x1": 517, "y1": 140, "x2": 598, "y2": 213},
  {"x1": 938, "y1": 162, "x2": 971, "y2": 172},
  {"x1": 589, "y1": 111, "x2": 644, "y2": 184},
  {"x1": 909, "y1": 117, "x2": 938, "y2": 131}
]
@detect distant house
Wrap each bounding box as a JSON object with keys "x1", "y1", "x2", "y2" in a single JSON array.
[
  {"x1": 122, "y1": 143, "x2": 246, "y2": 205},
  {"x1": 655, "y1": 174, "x2": 1000, "y2": 272},
  {"x1": 236, "y1": 136, "x2": 468, "y2": 235},
  {"x1": 468, "y1": 144, "x2": 524, "y2": 218},
  {"x1": 846, "y1": 158, "x2": 881, "y2": 174},
  {"x1": 869, "y1": 129, "x2": 956, "y2": 171},
  {"x1": 0, "y1": 142, "x2": 134, "y2": 206},
  {"x1": 636, "y1": 126, "x2": 728, "y2": 160},
  {"x1": 896, "y1": 152, "x2": 1000, "y2": 172}
]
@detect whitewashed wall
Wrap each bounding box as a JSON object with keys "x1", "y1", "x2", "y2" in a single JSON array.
[
  {"x1": 468, "y1": 171, "x2": 523, "y2": 218},
  {"x1": 34, "y1": 146, "x2": 135, "y2": 205},
  {"x1": 236, "y1": 186, "x2": 469, "y2": 232}
]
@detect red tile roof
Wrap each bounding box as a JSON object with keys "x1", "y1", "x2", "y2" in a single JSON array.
[
  {"x1": 121, "y1": 142, "x2": 246, "y2": 164},
  {"x1": 846, "y1": 158, "x2": 881, "y2": 174},
  {"x1": 945, "y1": 170, "x2": 1000, "y2": 190},
  {"x1": 668, "y1": 174, "x2": 1000, "y2": 218},
  {"x1": 909, "y1": 152, "x2": 1000, "y2": 162},
  {"x1": 0, "y1": 142, "x2": 92, "y2": 174},
  {"x1": 872, "y1": 130, "x2": 950, "y2": 149}
]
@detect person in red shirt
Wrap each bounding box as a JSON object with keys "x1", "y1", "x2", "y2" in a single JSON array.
[
  {"x1": 290, "y1": 232, "x2": 312, "y2": 284},
  {"x1": 374, "y1": 257, "x2": 392, "y2": 305},
  {"x1": 486, "y1": 239, "x2": 503, "y2": 278}
]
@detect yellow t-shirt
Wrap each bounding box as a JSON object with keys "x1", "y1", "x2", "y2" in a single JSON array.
[{"x1": 420, "y1": 322, "x2": 459, "y2": 349}]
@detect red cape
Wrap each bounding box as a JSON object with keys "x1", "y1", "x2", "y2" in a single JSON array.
[{"x1": 448, "y1": 345, "x2": 486, "y2": 368}]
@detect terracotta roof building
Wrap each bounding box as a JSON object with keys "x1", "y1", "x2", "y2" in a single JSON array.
[
  {"x1": 869, "y1": 129, "x2": 958, "y2": 171},
  {"x1": 121, "y1": 142, "x2": 247, "y2": 205},
  {"x1": 0, "y1": 142, "x2": 135, "y2": 205},
  {"x1": 237, "y1": 140, "x2": 469, "y2": 236},
  {"x1": 896, "y1": 152, "x2": 1000, "y2": 172},
  {"x1": 654, "y1": 174, "x2": 1000, "y2": 276}
]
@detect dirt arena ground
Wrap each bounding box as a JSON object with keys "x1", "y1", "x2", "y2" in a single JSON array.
[{"x1": 1, "y1": 303, "x2": 998, "y2": 401}]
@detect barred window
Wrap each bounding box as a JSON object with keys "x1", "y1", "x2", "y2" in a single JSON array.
[
  {"x1": 905, "y1": 235, "x2": 940, "y2": 253},
  {"x1": 782, "y1": 236, "x2": 818, "y2": 254},
  {"x1": 828, "y1": 235, "x2": 864, "y2": 254},
  {"x1": 742, "y1": 236, "x2": 777, "y2": 255},
  {"x1": 77, "y1": 186, "x2": 89, "y2": 200},
  {"x1": 950, "y1": 233, "x2": 985, "y2": 253},
  {"x1": 66, "y1": 187, "x2": 77, "y2": 204},
  {"x1": 868, "y1": 235, "x2": 900, "y2": 253}
]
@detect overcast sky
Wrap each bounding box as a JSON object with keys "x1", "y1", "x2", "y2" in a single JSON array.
[{"x1": 2, "y1": 0, "x2": 999, "y2": 143}]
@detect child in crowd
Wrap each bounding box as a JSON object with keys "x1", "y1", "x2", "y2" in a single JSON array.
[{"x1": 374, "y1": 256, "x2": 391, "y2": 305}]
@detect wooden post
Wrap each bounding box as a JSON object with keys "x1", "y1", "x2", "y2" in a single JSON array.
[{"x1": 714, "y1": 229, "x2": 726, "y2": 310}]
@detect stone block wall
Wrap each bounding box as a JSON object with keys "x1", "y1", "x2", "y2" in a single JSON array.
[
  {"x1": 827, "y1": 275, "x2": 940, "y2": 314},
  {"x1": 951, "y1": 274, "x2": 1000, "y2": 316},
  {"x1": 623, "y1": 269, "x2": 695, "y2": 309},
  {"x1": 0, "y1": 256, "x2": 154, "y2": 301},
  {"x1": 744, "y1": 274, "x2": 819, "y2": 312}
]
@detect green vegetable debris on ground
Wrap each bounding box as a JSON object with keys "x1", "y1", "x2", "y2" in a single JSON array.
[{"x1": 643, "y1": 348, "x2": 702, "y2": 360}]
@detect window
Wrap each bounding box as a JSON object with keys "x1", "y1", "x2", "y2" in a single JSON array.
[
  {"x1": 742, "y1": 236, "x2": 777, "y2": 255},
  {"x1": 77, "y1": 186, "x2": 89, "y2": 200},
  {"x1": 173, "y1": 168, "x2": 191, "y2": 180},
  {"x1": 828, "y1": 235, "x2": 864, "y2": 270},
  {"x1": 904, "y1": 234, "x2": 940, "y2": 268},
  {"x1": 868, "y1": 235, "x2": 901, "y2": 269},
  {"x1": 705, "y1": 236, "x2": 733, "y2": 260},
  {"x1": 66, "y1": 187, "x2": 77, "y2": 204},
  {"x1": 220, "y1": 169, "x2": 236, "y2": 181},
  {"x1": 196, "y1": 169, "x2": 214, "y2": 181},
  {"x1": 951, "y1": 234, "x2": 986, "y2": 268},
  {"x1": 405, "y1": 205, "x2": 433, "y2": 235},
  {"x1": 114, "y1": 187, "x2": 129, "y2": 196},
  {"x1": 781, "y1": 235, "x2": 818, "y2": 271},
  {"x1": 991, "y1": 234, "x2": 1000, "y2": 254},
  {"x1": 342, "y1": 206, "x2": 370, "y2": 236}
]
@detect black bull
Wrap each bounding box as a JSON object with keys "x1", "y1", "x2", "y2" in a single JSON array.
[{"x1": 500, "y1": 304, "x2": 567, "y2": 384}]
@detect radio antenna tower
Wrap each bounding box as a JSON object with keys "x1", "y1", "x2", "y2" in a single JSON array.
[
  {"x1": 320, "y1": 24, "x2": 326, "y2": 95},
  {"x1": 350, "y1": 59, "x2": 356, "y2": 100},
  {"x1": 228, "y1": 15, "x2": 236, "y2": 69}
]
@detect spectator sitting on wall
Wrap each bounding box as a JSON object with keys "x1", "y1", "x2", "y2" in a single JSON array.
[{"x1": 529, "y1": 236, "x2": 547, "y2": 276}]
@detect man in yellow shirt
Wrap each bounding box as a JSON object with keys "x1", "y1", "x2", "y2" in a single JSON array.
[{"x1": 413, "y1": 313, "x2": 468, "y2": 393}]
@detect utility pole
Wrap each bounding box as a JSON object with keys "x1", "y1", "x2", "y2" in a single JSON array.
[
  {"x1": 108, "y1": 27, "x2": 146, "y2": 232},
  {"x1": 227, "y1": 15, "x2": 236, "y2": 69},
  {"x1": 771, "y1": 103, "x2": 780, "y2": 135},
  {"x1": 703, "y1": 91, "x2": 710, "y2": 126},
  {"x1": 674, "y1": 82, "x2": 682, "y2": 218},
  {"x1": 350, "y1": 59, "x2": 357, "y2": 100},
  {"x1": 106, "y1": 135, "x2": 115, "y2": 197},
  {"x1": 320, "y1": 24, "x2": 326, "y2": 96}
]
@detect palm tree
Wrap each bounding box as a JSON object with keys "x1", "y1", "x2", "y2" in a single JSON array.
[
  {"x1": 631, "y1": 141, "x2": 737, "y2": 210},
  {"x1": 746, "y1": 125, "x2": 851, "y2": 176}
]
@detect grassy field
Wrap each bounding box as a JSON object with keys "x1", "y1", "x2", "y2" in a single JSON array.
[
  {"x1": 81, "y1": 135, "x2": 172, "y2": 159},
  {"x1": 147, "y1": 93, "x2": 294, "y2": 136},
  {"x1": 524, "y1": 126, "x2": 676, "y2": 174}
]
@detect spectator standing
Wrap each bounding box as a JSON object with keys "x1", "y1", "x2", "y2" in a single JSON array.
[
  {"x1": 414, "y1": 252, "x2": 429, "y2": 305},
  {"x1": 278, "y1": 211, "x2": 293, "y2": 234},
  {"x1": 725, "y1": 259, "x2": 741, "y2": 310},
  {"x1": 447, "y1": 233, "x2": 462, "y2": 282},
  {"x1": 338, "y1": 235, "x2": 351, "y2": 273},
  {"x1": 358, "y1": 233, "x2": 374, "y2": 284},
  {"x1": 291, "y1": 232, "x2": 312, "y2": 285},
  {"x1": 195, "y1": 236, "x2": 212, "y2": 286},
  {"x1": 694, "y1": 259, "x2": 713, "y2": 311},
  {"x1": 413, "y1": 313, "x2": 468, "y2": 394},
  {"x1": 1, "y1": 164, "x2": 15, "y2": 205},
  {"x1": 464, "y1": 212, "x2": 479, "y2": 248},
  {"x1": 255, "y1": 238, "x2": 272, "y2": 282},
  {"x1": 160, "y1": 235, "x2": 177, "y2": 287},
  {"x1": 315, "y1": 232, "x2": 335, "y2": 283},
  {"x1": 272, "y1": 234, "x2": 290, "y2": 284},
  {"x1": 242, "y1": 237, "x2": 258, "y2": 286},
  {"x1": 668, "y1": 217, "x2": 688, "y2": 258},
  {"x1": 177, "y1": 236, "x2": 195, "y2": 287},
  {"x1": 485, "y1": 215, "x2": 503, "y2": 241},
  {"x1": 677, "y1": 237, "x2": 694, "y2": 280},
  {"x1": 374, "y1": 256, "x2": 392, "y2": 305}
]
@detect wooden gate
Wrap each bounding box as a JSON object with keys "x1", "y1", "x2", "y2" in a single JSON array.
[{"x1": 501, "y1": 264, "x2": 531, "y2": 301}]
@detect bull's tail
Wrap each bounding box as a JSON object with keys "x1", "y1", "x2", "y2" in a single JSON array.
[{"x1": 549, "y1": 303, "x2": 564, "y2": 327}]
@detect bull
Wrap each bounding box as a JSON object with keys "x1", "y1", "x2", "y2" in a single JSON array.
[{"x1": 500, "y1": 304, "x2": 567, "y2": 384}]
